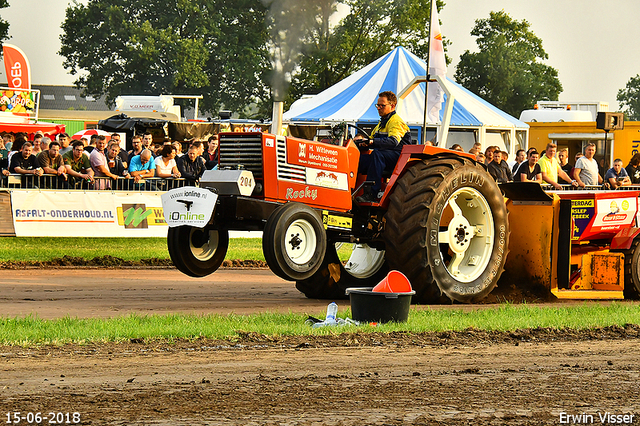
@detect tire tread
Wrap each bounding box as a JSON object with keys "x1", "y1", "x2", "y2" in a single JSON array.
[{"x1": 383, "y1": 156, "x2": 508, "y2": 303}]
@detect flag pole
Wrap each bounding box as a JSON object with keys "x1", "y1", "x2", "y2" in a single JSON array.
[{"x1": 422, "y1": 0, "x2": 435, "y2": 145}]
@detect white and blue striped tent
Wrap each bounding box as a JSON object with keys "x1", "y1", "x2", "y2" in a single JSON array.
[{"x1": 284, "y1": 47, "x2": 528, "y2": 152}]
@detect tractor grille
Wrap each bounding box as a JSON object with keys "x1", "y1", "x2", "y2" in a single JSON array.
[
  {"x1": 276, "y1": 137, "x2": 306, "y2": 183},
  {"x1": 219, "y1": 134, "x2": 264, "y2": 179}
]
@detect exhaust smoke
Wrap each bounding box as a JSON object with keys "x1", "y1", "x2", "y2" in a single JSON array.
[{"x1": 262, "y1": 0, "x2": 337, "y2": 135}]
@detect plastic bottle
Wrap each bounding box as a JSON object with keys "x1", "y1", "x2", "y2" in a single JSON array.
[{"x1": 326, "y1": 302, "x2": 338, "y2": 323}]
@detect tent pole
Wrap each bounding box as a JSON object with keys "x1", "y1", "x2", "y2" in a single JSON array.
[
  {"x1": 436, "y1": 75, "x2": 453, "y2": 148},
  {"x1": 422, "y1": 0, "x2": 435, "y2": 145}
]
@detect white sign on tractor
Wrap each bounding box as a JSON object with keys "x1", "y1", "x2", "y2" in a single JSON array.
[{"x1": 161, "y1": 187, "x2": 217, "y2": 228}]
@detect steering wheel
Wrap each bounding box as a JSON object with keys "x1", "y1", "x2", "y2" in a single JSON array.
[
  {"x1": 348, "y1": 123, "x2": 371, "y2": 140},
  {"x1": 331, "y1": 122, "x2": 372, "y2": 147}
]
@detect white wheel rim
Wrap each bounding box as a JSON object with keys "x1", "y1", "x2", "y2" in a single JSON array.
[
  {"x1": 340, "y1": 243, "x2": 386, "y2": 279},
  {"x1": 437, "y1": 187, "x2": 494, "y2": 282},
  {"x1": 285, "y1": 219, "x2": 316, "y2": 265},
  {"x1": 189, "y1": 229, "x2": 219, "y2": 262}
]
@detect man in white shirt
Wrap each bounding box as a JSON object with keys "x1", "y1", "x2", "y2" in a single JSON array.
[
  {"x1": 90, "y1": 135, "x2": 118, "y2": 189},
  {"x1": 574, "y1": 142, "x2": 602, "y2": 188}
]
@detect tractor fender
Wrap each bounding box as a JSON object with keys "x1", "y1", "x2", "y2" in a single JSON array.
[
  {"x1": 377, "y1": 147, "x2": 477, "y2": 207},
  {"x1": 610, "y1": 227, "x2": 640, "y2": 251}
]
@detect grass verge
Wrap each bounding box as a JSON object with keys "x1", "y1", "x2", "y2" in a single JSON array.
[
  {"x1": 0, "y1": 237, "x2": 266, "y2": 262},
  {"x1": 1, "y1": 303, "x2": 639, "y2": 346},
  {"x1": 0, "y1": 237, "x2": 354, "y2": 263}
]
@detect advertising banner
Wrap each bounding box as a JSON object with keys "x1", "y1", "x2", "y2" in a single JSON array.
[
  {"x1": 591, "y1": 196, "x2": 637, "y2": 232},
  {"x1": 0, "y1": 88, "x2": 36, "y2": 115},
  {"x1": 571, "y1": 193, "x2": 639, "y2": 241},
  {"x1": 11, "y1": 190, "x2": 168, "y2": 237},
  {"x1": 2, "y1": 44, "x2": 31, "y2": 90}
]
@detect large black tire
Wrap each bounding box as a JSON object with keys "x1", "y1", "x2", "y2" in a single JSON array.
[
  {"x1": 262, "y1": 202, "x2": 327, "y2": 281},
  {"x1": 167, "y1": 226, "x2": 229, "y2": 277},
  {"x1": 295, "y1": 243, "x2": 388, "y2": 299},
  {"x1": 261, "y1": 207, "x2": 292, "y2": 281},
  {"x1": 383, "y1": 156, "x2": 509, "y2": 303},
  {"x1": 612, "y1": 237, "x2": 640, "y2": 299}
]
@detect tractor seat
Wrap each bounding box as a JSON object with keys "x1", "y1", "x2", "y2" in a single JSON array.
[{"x1": 381, "y1": 163, "x2": 397, "y2": 179}]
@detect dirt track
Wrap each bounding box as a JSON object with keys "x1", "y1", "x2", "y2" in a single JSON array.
[
  {"x1": 0, "y1": 267, "x2": 593, "y2": 319},
  {"x1": 0, "y1": 268, "x2": 328, "y2": 319},
  {"x1": 1, "y1": 268, "x2": 640, "y2": 425}
]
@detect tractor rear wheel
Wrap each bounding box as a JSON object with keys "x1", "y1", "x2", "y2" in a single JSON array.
[
  {"x1": 295, "y1": 243, "x2": 388, "y2": 299},
  {"x1": 383, "y1": 156, "x2": 509, "y2": 303},
  {"x1": 613, "y1": 237, "x2": 640, "y2": 299},
  {"x1": 262, "y1": 202, "x2": 327, "y2": 281},
  {"x1": 167, "y1": 226, "x2": 229, "y2": 277}
]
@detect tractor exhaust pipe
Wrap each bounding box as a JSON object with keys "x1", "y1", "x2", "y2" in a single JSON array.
[{"x1": 271, "y1": 101, "x2": 283, "y2": 135}]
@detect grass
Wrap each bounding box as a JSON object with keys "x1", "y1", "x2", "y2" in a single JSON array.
[
  {"x1": 0, "y1": 237, "x2": 267, "y2": 262},
  {"x1": 0, "y1": 237, "x2": 169, "y2": 262},
  {"x1": 225, "y1": 238, "x2": 265, "y2": 261},
  {"x1": 0, "y1": 237, "x2": 351, "y2": 262},
  {"x1": 1, "y1": 303, "x2": 639, "y2": 346}
]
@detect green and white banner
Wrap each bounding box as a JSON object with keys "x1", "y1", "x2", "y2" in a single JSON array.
[{"x1": 10, "y1": 190, "x2": 167, "y2": 237}]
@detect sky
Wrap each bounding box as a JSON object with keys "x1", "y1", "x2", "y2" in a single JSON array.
[
  {"x1": 1, "y1": 0, "x2": 639, "y2": 112},
  {"x1": 439, "y1": 0, "x2": 640, "y2": 111},
  {"x1": 1, "y1": 0, "x2": 78, "y2": 84}
]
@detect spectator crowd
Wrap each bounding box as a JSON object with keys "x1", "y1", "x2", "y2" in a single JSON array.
[
  {"x1": 462, "y1": 141, "x2": 639, "y2": 190},
  {"x1": 2, "y1": 129, "x2": 638, "y2": 192},
  {"x1": 0, "y1": 131, "x2": 220, "y2": 190}
]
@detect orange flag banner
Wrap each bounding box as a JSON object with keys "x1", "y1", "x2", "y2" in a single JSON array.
[{"x1": 3, "y1": 43, "x2": 31, "y2": 90}]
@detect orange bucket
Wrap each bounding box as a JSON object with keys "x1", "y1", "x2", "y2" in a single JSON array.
[{"x1": 372, "y1": 270, "x2": 412, "y2": 293}]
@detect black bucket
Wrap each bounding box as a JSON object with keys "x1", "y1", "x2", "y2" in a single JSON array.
[{"x1": 345, "y1": 287, "x2": 415, "y2": 323}]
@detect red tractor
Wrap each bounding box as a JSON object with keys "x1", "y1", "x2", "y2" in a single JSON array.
[{"x1": 162, "y1": 130, "x2": 509, "y2": 303}]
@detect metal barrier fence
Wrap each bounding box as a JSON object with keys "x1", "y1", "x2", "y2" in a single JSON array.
[
  {"x1": 0, "y1": 174, "x2": 192, "y2": 191},
  {"x1": 543, "y1": 184, "x2": 640, "y2": 191},
  {"x1": 2, "y1": 175, "x2": 640, "y2": 193}
]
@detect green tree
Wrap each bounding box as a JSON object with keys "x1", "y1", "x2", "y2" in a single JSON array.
[
  {"x1": 0, "y1": 0, "x2": 11, "y2": 51},
  {"x1": 284, "y1": 0, "x2": 446, "y2": 109},
  {"x1": 59, "y1": 0, "x2": 270, "y2": 116},
  {"x1": 454, "y1": 10, "x2": 562, "y2": 117},
  {"x1": 617, "y1": 75, "x2": 640, "y2": 121}
]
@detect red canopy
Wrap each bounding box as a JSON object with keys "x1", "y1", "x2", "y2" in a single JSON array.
[{"x1": 0, "y1": 121, "x2": 65, "y2": 137}]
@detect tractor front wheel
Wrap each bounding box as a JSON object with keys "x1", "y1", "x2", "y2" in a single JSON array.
[
  {"x1": 263, "y1": 202, "x2": 327, "y2": 281},
  {"x1": 167, "y1": 226, "x2": 229, "y2": 277}
]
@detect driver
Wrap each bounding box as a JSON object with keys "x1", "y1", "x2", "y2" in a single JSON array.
[{"x1": 355, "y1": 91, "x2": 411, "y2": 203}]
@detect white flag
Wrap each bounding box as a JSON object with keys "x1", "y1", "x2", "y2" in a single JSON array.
[{"x1": 427, "y1": 5, "x2": 447, "y2": 123}]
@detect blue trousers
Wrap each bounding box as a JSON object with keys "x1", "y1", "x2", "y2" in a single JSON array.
[{"x1": 358, "y1": 149, "x2": 400, "y2": 192}]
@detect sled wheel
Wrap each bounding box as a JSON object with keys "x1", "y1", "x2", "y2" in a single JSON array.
[
  {"x1": 612, "y1": 236, "x2": 640, "y2": 299},
  {"x1": 383, "y1": 156, "x2": 509, "y2": 303},
  {"x1": 168, "y1": 226, "x2": 229, "y2": 277},
  {"x1": 262, "y1": 202, "x2": 327, "y2": 281},
  {"x1": 295, "y1": 243, "x2": 388, "y2": 299}
]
